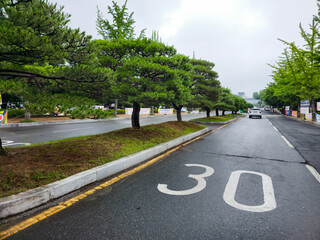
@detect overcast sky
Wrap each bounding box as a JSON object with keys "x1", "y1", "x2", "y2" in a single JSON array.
[{"x1": 50, "y1": 0, "x2": 318, "y2": 98}]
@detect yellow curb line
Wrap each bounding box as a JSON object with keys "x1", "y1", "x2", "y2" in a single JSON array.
[{"x1": 0, "y1": 124, "x2": 236, "y2": 239}]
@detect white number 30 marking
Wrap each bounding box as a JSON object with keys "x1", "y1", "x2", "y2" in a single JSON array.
[{"x1": 157, "y1": 164, "x2": 214, "y2": 196}]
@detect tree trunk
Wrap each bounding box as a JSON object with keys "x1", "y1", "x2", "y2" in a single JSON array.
[
  {"x1": 311, "y1": 97, "x2": 316, "y2": 121},
  {"x1": 297, "y1": 100, "x2": 301, "y2": 118},
  {"x1": 131, "y1": 101, "x2": 140, "y2": 129},
  {"x1": 216, "y1": 109, "x2": 219, "y2": 116},
  {"x1": 24, "y1": 100, "x2": 30, "y2": 120},
  {"x1": 205, "y1": 107, "x2": 210, "y2": 118},
  {"x1": 289, "y1": 104, "x2": 293, "y2": 116},
  {"x1": 0, "y1": 138, "x2": 7, "y2": 156},
  {"x1": 172, "y1": 102, "x2": 183, "y2": 121},
  {"x1": 113, "y1": 99, "x2": 118, "y2": 117},
  {"x1": 222, "y1": 110, "x2": 225, "y2": 116}
]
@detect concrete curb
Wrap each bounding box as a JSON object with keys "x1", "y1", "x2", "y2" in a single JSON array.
[
  {"x1": 189, "y1": 115, "x2": 245, "y2": 125},
  {"x1": 0, "y1": 127, "x2": 211, "y2": 219}
]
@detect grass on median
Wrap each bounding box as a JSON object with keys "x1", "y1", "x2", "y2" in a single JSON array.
[
  {"x1": 190, "y1": 114, "x2": 242, "y2": 123},
  {"x1": 0, "y1": 121, "x2": 205, "y2": 198}
]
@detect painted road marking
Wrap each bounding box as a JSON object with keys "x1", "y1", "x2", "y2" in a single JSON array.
[
  {"x1": 223, "y1": 170, "x2": 277, "y2": 213},
  {"x1": 52, "y1": 127, "x2": 95, "y2": 133},
  {"x1": 267, "y1": 118, "x2": 294, "y2": 148},
  {"x1": 306, "y1": 165, "x2": 320, "y2": 183},
  {"x1": 157, "y1": 164, "x2": 214, "y2": 196},
  {"x1": 2, "y1": 140, "x2": 30, "y2": 147},
  {"x1": 281, "y1": 135, "x2": 294, "y2": 148}
]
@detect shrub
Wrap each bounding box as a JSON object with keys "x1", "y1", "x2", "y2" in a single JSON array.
[
  {"x1": 4, "y1": 109, "x2": 25, "y2": 118},
  {"x1": 117, "y1": 109, "x2": 125, "y2": 114},
  {"x1": 92, "y1": 109, "x2": 113, "y2": 119}
]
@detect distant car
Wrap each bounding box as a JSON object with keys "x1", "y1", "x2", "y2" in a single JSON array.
[
  {"x1": 249, "y1": 108, "x2": 262, "y2": 119},
  {"x1": 264, "y1": 107, "x2": 270, "y2": 111}
]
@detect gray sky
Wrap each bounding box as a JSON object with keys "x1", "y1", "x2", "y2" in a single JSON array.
[{"x1": 51, "y1": 0, "x2": 318, "y2": 98}]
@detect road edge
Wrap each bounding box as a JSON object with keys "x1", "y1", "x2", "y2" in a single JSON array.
[{"x1": 0, "y1": 127, "x2": 211, "y2": 219}]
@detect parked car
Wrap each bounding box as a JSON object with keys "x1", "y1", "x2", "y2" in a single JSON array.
[
  {"x1": 249, "y1": 108, "x2": 262, "y2": 119},
  {"x1": 264, "y1": 107, "x2": 271, "y2": 111}
]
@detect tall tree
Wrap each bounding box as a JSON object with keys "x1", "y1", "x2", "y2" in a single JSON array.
[
  {"x1": 94, "y1": 38, "x2": 177, "y2": 128},
  {"x1": 214, "y1": 88, "x2": 234, "y2": 116},
  {"x1": 95, "y1": 0, "x2": 145, "y2": 116},
  {"x1": 154, "y1": 54, "x2": 194, "y2": 121},
  {"x1": 189, "y1": 59, "x2": 221, "y2": 117},
  {"x1": 279, "y1": 18, "x2": 320, "y2": 121}
]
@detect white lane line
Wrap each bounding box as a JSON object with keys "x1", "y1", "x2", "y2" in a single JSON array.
[
  {"x1": 52, "y1": 127, "x2": 95, "y2": 133},
  {"x1": 281, "y1": 135, "x2": 294, "y2": 148},
  {"x1": 267, "y1": 118, "x2": 294, "y2": 148},
  {"x1": 3, "y1": 142, "x2": 30, "y2": 147},
  {"x1": 306, "y1": 165, "x2": 320, "y2": 183}
]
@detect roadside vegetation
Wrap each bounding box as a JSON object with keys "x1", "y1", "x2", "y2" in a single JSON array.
[
  {"x1": 0, "y1": 121, "x2": 204, "y2": 198},
  {"x1": 0, "y1": 0, "x2": 250, "y2": 198},
  {"x1": 190, "y1": 114, "x2": 243, "y2": 123},
  {"x1": 259, "y1": 2, "x2": 320, "y2": 121}
]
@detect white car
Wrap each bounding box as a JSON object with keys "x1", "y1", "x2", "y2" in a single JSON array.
[{"x1": 249, "y1": 108, "x2": 262, "y2": 119}]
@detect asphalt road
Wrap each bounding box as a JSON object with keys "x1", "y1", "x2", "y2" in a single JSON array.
[
  {"x1": 6, "y1": 112, "x2": 320, "y2": 239},
  {"x1": 265, "y1": 111, "x2": 320, "y2": 172},
  {"x1": 0, "y1": 113, "x2": 206, "y2": 146}
]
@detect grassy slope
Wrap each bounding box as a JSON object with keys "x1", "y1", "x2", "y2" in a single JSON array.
[
  {"x1": 191, "y1": 114, "x2": 242, "y2": 122},
  {"x1": 0, "y1": 121, "x2": 205, "y2": 198}
]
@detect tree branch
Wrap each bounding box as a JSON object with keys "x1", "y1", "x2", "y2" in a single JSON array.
[{"x1": 0, "y1": 69, "x2": 105, "y2": 83}]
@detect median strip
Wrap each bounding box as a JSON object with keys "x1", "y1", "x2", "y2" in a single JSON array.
[
  {"x1": 0, "y1": 122, "x2": 210, "y2": 220},
  {"x1": 0, "y1": 125, "x2": 212, "y2": 240},
  {"x1": 189, "y1": 114, "x2": 244, "y2": 125}
]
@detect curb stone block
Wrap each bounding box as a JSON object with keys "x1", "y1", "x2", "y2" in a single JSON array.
[
  {"x1": 46, "y1": 169, "x2": 97, "y2": 199},
  {"x1": 96, "y1": 158, "x2": 127, "y2": 181},
  {"x1": 0, "y1": 187, "x2": 50, "y2": 218}
]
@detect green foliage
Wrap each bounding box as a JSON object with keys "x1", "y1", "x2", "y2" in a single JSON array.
[
  {"x1": 0, "y1": 0, "x2": 92, "y2": 66},
  {"x1": 232, "y1": 95, "x2": 248, "y2": 112},
  {"x1": 266, "y1": 13, "x2": 320, "y2": 120},
  {"x1": 253, "y1": 92, "x2": 260, "y2": 99},
  {"x1": 96, "y1": 0, "x2": 145, "y2": 40},
  {"x1": 5, "y1": 109, "x2": 25, "y2": 118},
  {"x1": 116, "y1": 56, "x2": 176, "y2": 105},
  {"x1": 214, "y1": 88, "x2": 234, "y2": 112},
  {"x1": 155, "y1": 54, "x2": 194, "y2": 109},
  {"x1": 94, "y1": 37, "x2": 180, "y2": 127},
  {"x1": 189, "y1": 59, "x2": 221, "y2": 114},
  {"x1": 117, "y1": 109, "x2": 125, "y2": 114},
  {"x1": 0, "y1": 0, "x2": 114, "y2": 121},
  {"x1": 192, "y1": 115, "x2": 236, "y2": 122},
  {"x1": 247, "y1": 103, "x2": 254, "y2": 109}
]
